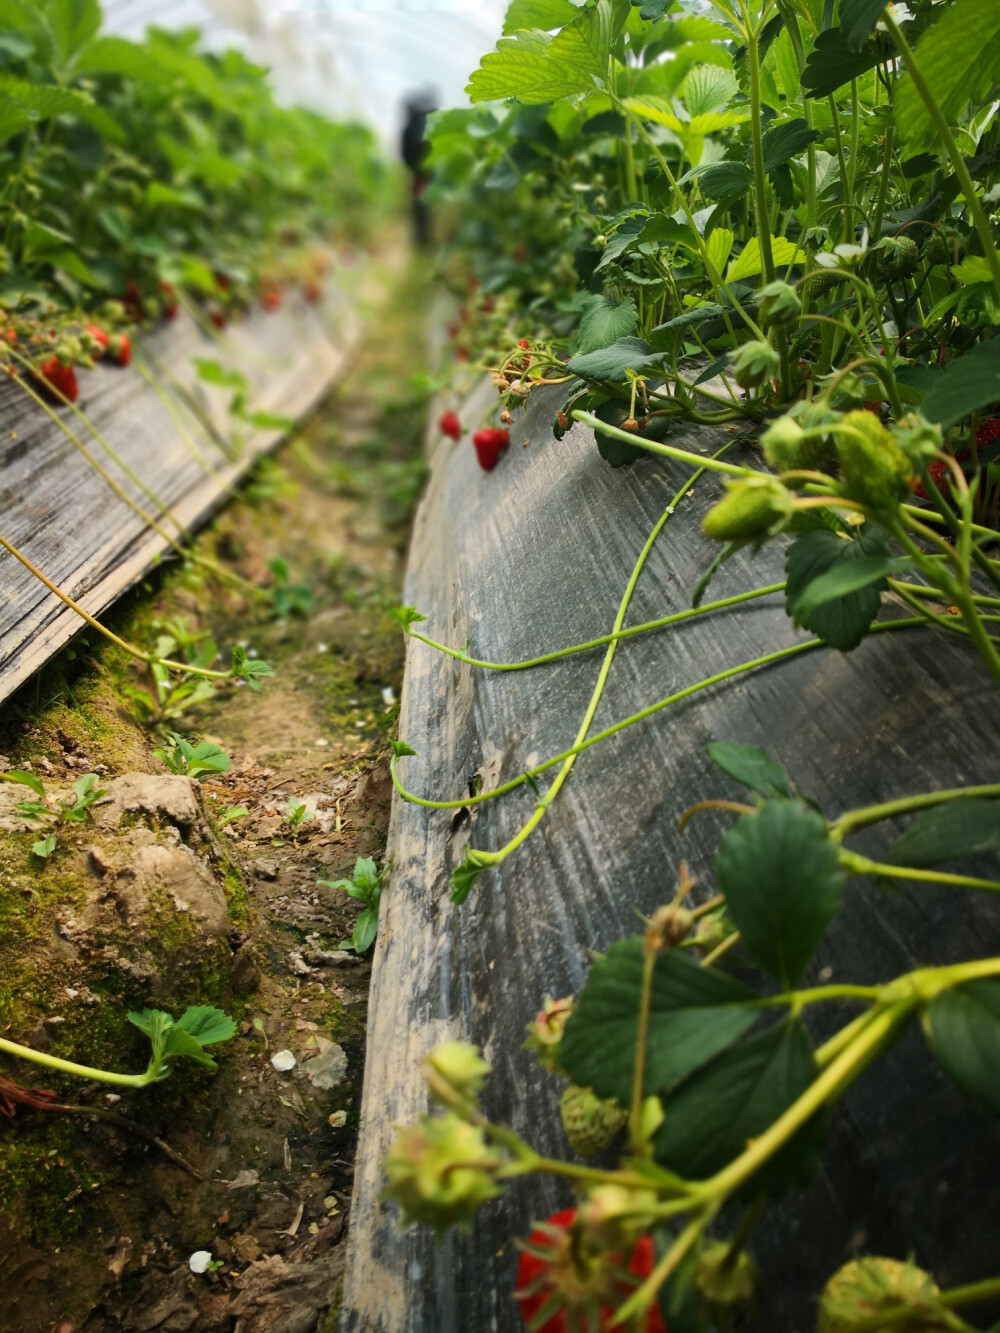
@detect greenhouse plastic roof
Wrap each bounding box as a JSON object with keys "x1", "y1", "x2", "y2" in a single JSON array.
[{"x1": 102, "y1": 0, "x2": 509, "y2": 145}]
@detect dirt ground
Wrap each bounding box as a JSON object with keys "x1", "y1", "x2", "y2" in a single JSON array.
[{"x1": 0, "y1": 256, "x2": 431, "y2": 1333}]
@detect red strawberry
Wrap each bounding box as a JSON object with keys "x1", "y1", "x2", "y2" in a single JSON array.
[
  {"x1": 472, "y1": 427, "x2": 510, "y2": 471},
  {"x1": 975, "y1": 416, "x2": 1000, "y2": 450},
  {"x1": 109, "y1": 333, "x2": 131, "y2": 367},
  {"x1": 161, "y1": 282, "x2": 179, "y2": 320},
  {"x1": 34, "y1": 356, "x2": 79, "y2": 403},
  {"x1": 209, "y1": 307, "x2": 227, "y2": 330},
  {"x1": 261, "y1": 286, "x2": 281, "y2": 313},
  {"x1": 515, "y1": 1209, "x2": 665, "y2": 1333},
  {"x1": 516, "y1": 337, "x2": 531, "y2": 369},
  {"x1": 438, "y1": 411, "x2": 462, "y2": 442},
  {"x1": 913, "y1": 457, "x2": 950, "y2": 500}
]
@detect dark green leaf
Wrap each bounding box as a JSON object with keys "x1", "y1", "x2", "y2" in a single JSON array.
[
  {"x1": 887, "y1": 799, "x2": 1000, "y2": 868},
  {"x1": 801, "y1": 28, "x2": 884, "y2": 98},
  {"x1": 560, "y1": 938, "x2": 757, "y2": 1104},
  {"x1": 717, "y1": 800, "x2": 843, "y2": 987},
  {"x1": 790, "y1": 553, "x2": 910, "y2": 620},
  {"x1": 839, "y1": 0, "x2": 888, "y2": 49},
  {"x1": 926, "y1": 980, "x2": 1000, "y2": 1116},
  {"x1": 566, "y1": 335, "x2": 657, "y2": 379},
  {"x1": 698, "y1": 161, "x2": 753, "y2": 204},
  {"x1": 596, "y1": 214, "x2": 649, "y2": 270},
  {"x1": 785, "y1": 526, "x2": 890, "y2": 651},
  {"x1": 653, "y1": 1018, "x2": 825, "y2": 1192},
  {"x1": 920, "y1": 339, "x2": 1000, "y2": 429},
  {"x1": 706, "y1": 742, "x2": 791, "y2": 798},
  {"x1": 761, "y1": 118, "x2": 820, "y2": 171},
  {"x1": 577, "y1": 293, "x2": 638, "y2": 352},
  {"x1": 637, "y1": 214, "x2": 694, "y2": 247},
  {"x1": 648, "y1": 303, "x2": 724, "y2": 351}
]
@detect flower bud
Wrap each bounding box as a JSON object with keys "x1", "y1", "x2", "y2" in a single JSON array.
[
  {"x1": 383, "y1": 1112, "x2": 503, "y2": 1232},
  {"x1": 421, "y1": 1041, "x2": 491, "y2": 1102},
  {"x1": 701, "y1": 475, "x2": 792, "y2": 542},
  {"x1": 524, "y1": 995, "x2": 574, "y2": 1073},
  {"x1": 759, "y1": 280, "x2": 801, "y2": 331},
  {"x1": 733, "y1": 340, "x2": 780, "y2": 390},
  {"x1": 762, "y1": 415, "x2": 835, "y2": 471}
]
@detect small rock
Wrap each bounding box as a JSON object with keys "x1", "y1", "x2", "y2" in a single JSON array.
[
  {"x1": 302, "y1": 1038, "x2": 347, "y2": 1091},
  {"x1": 87, "y1": 845, "x2": 113, "y2": 878},
  {"x1": 327, "y1": 1110, "x2": 347, "y2": 1129},
  {"x1": 271, "y1": 1050, "x2": 296, "y2": 1072},
  {"x1": 95, "y1": 773, "x2": 199, "y2": 832},
  {"x1": 254, "y1": 859, "x2": 280, "y2": 881}
]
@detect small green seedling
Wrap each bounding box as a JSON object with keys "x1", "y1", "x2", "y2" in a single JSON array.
[
  {"x1": 155, "y1": 733, "x2": 232, "y2": 780},
  {"x1": 2, "y1": 771, "x2": 107, "y2": 858},
  {"x1": 284, "y1": 797, "x2": 312, "y2": 836},
  {"x1": 218, "y1": 804, "x2": 249, "y2": 828},
  {"x1": 268, "y1": 557, "x2": 314, "y2": 618},
  {"x1": 0, "y1": 1005, "x2": 236, "y2": 1087},
  {"x1": 318, "y1": 856, "x2": 382, "y2": 954}
]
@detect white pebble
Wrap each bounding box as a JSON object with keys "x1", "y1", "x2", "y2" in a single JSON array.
[
  {"x1": 381, "y1": 687, "x2": 396, "y2": 706},
  {"x1": 271, "y1": 1049, "x2": 296, "y2": 1072}
]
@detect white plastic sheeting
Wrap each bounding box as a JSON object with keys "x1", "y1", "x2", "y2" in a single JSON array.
[{"x1": 102, "y1": 0, "x2": 508, "y2": 145}]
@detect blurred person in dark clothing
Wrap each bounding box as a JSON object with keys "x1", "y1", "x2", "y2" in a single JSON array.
[{"x1": 401, "y1": 91, "x2": 436, "y2": 248}]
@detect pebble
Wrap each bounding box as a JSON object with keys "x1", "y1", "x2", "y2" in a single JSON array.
[{"x1": 270, "y1": 1050, "x2": 296, "y2": 1072}]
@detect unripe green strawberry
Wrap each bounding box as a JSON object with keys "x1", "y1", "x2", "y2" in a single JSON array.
[
  {"x1": 733, "y1": 339, "x2": 780, "y2": 390},
  {"x1": 876, "y1": 235, "x2": 919, "y2": 280},
  {"x1": 702, "y1": 476, "x2": 793, "y2": 542},
  {"x1": 559, "y1": 1085, "x2": 627, "y2": 1157},
  {"x1": 802, "y1": 270, "x2": 847, "y2": 301},
  {"x1": 817, "y1": 1257, "x2": 942, "y2": 1333},
  {"x1": 762, "y1": 415, "x2": 837, "y2": 471},
  {"x1": 921, "y1": 231, "x2": 949, "y2": 266},
  {"x1": 835, "y1": 410, "x2": 913, "y2": 509},
  {"x1": 694, "y1": 1240, "x2": 758, "y2": 1316}
]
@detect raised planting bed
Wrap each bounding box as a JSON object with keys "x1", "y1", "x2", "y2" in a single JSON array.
[
  {"x1": 340, "y1": 376, "x2": 1000, "y2": 1333},
  {"x1": 0, "y1": 273, "x2": 365, "y2": 705}
]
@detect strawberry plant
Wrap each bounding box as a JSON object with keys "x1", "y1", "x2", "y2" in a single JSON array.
[
  {"x1": 318, "y1": 856, "x2": 383, "y2": 954},
  {"x1": 0, "y1": 1005, "x2": 235, "y2": 1089},
  {"x1": 1, "y1": 769, "x2": 107, "y2": 859},
  {"x1": 153, "y1": 733, "x2": 232, "y2": 781},
  {"x1": 384, "y1": 0, "x2": 1000, "y2": 1326}
]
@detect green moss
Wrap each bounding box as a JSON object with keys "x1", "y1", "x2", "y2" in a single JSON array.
[{"x1": 0, "y1": 1125, "x2": 107, "y2": 1246}]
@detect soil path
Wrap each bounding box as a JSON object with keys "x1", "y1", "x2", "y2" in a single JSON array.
[{"x1": 0, "y1": 253, "x2": 430, "y2": 1333}]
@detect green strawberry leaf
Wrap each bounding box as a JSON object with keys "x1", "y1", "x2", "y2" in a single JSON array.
[
  {"x1": 559, "y1": 938, "x2": 757, "y2": 1104},
  {"x1": 785, "y1": 525, "x2": 891, "y2": 651},
  {"x1": 886, "y1": 799, "x2": 1000, "y2": 868},
  {"x1": 706, "y1": 742, "x2": 791, "y2": 798},
  {"x1": 925, "y1": 980, "x2": 1000, "y2": 1116},
  {"x1": 716, "y1": 800, "x2": 843, "y2": 988},
  {"x1": 653, "y1": 1018, "x2": 826, "y2": 1194}
]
